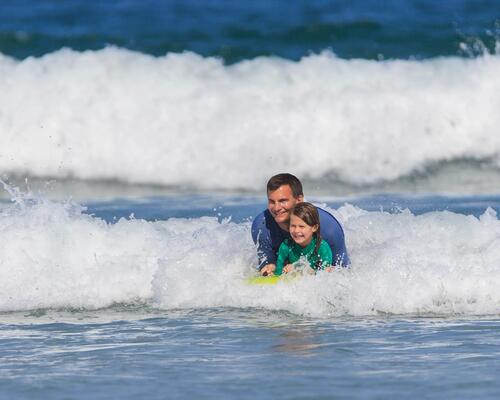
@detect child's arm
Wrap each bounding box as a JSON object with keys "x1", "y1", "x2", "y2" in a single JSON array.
[{"x1": 275, "y1": 242, "x2": 291, "y2": 276}]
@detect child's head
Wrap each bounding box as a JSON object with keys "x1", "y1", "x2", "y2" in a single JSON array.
[{"x1": 289, "y1": 202, "x2": 321, "y2": 247}]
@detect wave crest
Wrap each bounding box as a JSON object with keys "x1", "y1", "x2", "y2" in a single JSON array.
[{"x1": 1, "y1": 49, "x2": 500, "y2": 190}]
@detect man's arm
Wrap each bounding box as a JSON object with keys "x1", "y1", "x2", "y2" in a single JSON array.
[
  {"x1": 318, "y1": 208, "x2": 350, "y2": 267},
  {"x1": 251, "y1": 211, "x2": 277, "y2": 271}
]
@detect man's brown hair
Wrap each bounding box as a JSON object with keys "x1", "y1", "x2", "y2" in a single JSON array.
[{"x1": 266, "y1": 173, "x2": 303, "y2": 198}]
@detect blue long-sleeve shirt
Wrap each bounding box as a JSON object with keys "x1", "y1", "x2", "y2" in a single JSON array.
[{"x1": 251, "y1": 207, "x2": 350, "y2": 269}]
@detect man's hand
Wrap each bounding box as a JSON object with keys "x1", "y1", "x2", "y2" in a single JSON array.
[{"x1": 260, "y1": 264, "x2": 276, "y2": 276}]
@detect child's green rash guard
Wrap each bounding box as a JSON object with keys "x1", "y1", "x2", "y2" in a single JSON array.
[{"x1": 275, "y1": 237, "x2": 333, "y2": 276}]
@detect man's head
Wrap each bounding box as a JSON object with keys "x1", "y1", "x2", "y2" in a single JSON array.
[{"x1": 266, "y1": 173, "x2": 304, "y2": 228}]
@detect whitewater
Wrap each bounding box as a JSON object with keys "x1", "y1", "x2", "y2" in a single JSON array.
[
  {"x1": 1, "y1": 181, "x2": 500, "y2": 317},
  {"x1": 1, "y1": 48, "x2": 500, "y2": 189}
]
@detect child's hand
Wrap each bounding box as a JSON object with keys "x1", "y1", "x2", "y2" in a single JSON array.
[{"x1": 283, "y1": 264, "x2": 294, "y2": 274}]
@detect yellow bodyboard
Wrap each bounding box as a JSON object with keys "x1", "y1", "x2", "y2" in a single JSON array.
[{"x1": 246, "y1": 275, "x2": 283, "y2": 285}]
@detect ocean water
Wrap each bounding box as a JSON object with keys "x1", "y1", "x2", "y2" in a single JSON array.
[{"x1": 2, "y1": 1, "x2": 500, "y2": 399}]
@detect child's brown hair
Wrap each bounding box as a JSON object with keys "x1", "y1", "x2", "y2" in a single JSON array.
[{"x1": 291, "y1": 202, "x2": 322, "y2": 257}]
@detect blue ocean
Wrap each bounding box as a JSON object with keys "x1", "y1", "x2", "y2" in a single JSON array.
[{"x1": 1, "y1": 1, "x2": 500, "y2": 398}]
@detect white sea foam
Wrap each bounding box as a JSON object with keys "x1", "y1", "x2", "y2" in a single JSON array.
[
  {"x1": 2, "y1": 187, "x2": 500, "y2": 316},
  {"x1": 1, "y1": 48, "x2": 500, "y2": 189}
]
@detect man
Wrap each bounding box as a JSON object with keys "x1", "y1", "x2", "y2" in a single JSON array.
[{"x1": 251, "y1": 173, "x2": 350, "y2": 275}]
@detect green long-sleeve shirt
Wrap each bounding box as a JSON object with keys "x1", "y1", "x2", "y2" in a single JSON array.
[{"x1": 275, "y1": 237, "x2": 333, "y2": 276}]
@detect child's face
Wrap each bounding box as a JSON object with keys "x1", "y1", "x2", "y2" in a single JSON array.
[{"x1": 289, "y1": 214, "x2": 318, "y2": 247}]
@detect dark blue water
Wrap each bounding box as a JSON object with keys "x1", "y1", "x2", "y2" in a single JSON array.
[{"x1": 1, "y1": 0, "x2": 499, "y2": 62}]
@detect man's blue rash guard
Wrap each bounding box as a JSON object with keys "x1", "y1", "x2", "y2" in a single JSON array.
[{"x1": 251, "y1": 207, "x2": 350, "y2": 269}]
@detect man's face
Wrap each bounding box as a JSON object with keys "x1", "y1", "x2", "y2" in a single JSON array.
[{"x1": 267, "y1": 185, "x2": 303, "y2": 226}]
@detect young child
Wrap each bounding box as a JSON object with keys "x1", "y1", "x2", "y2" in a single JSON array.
[{"x1": 274, "y1": 202, "x2": 333, "y2": 276}]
